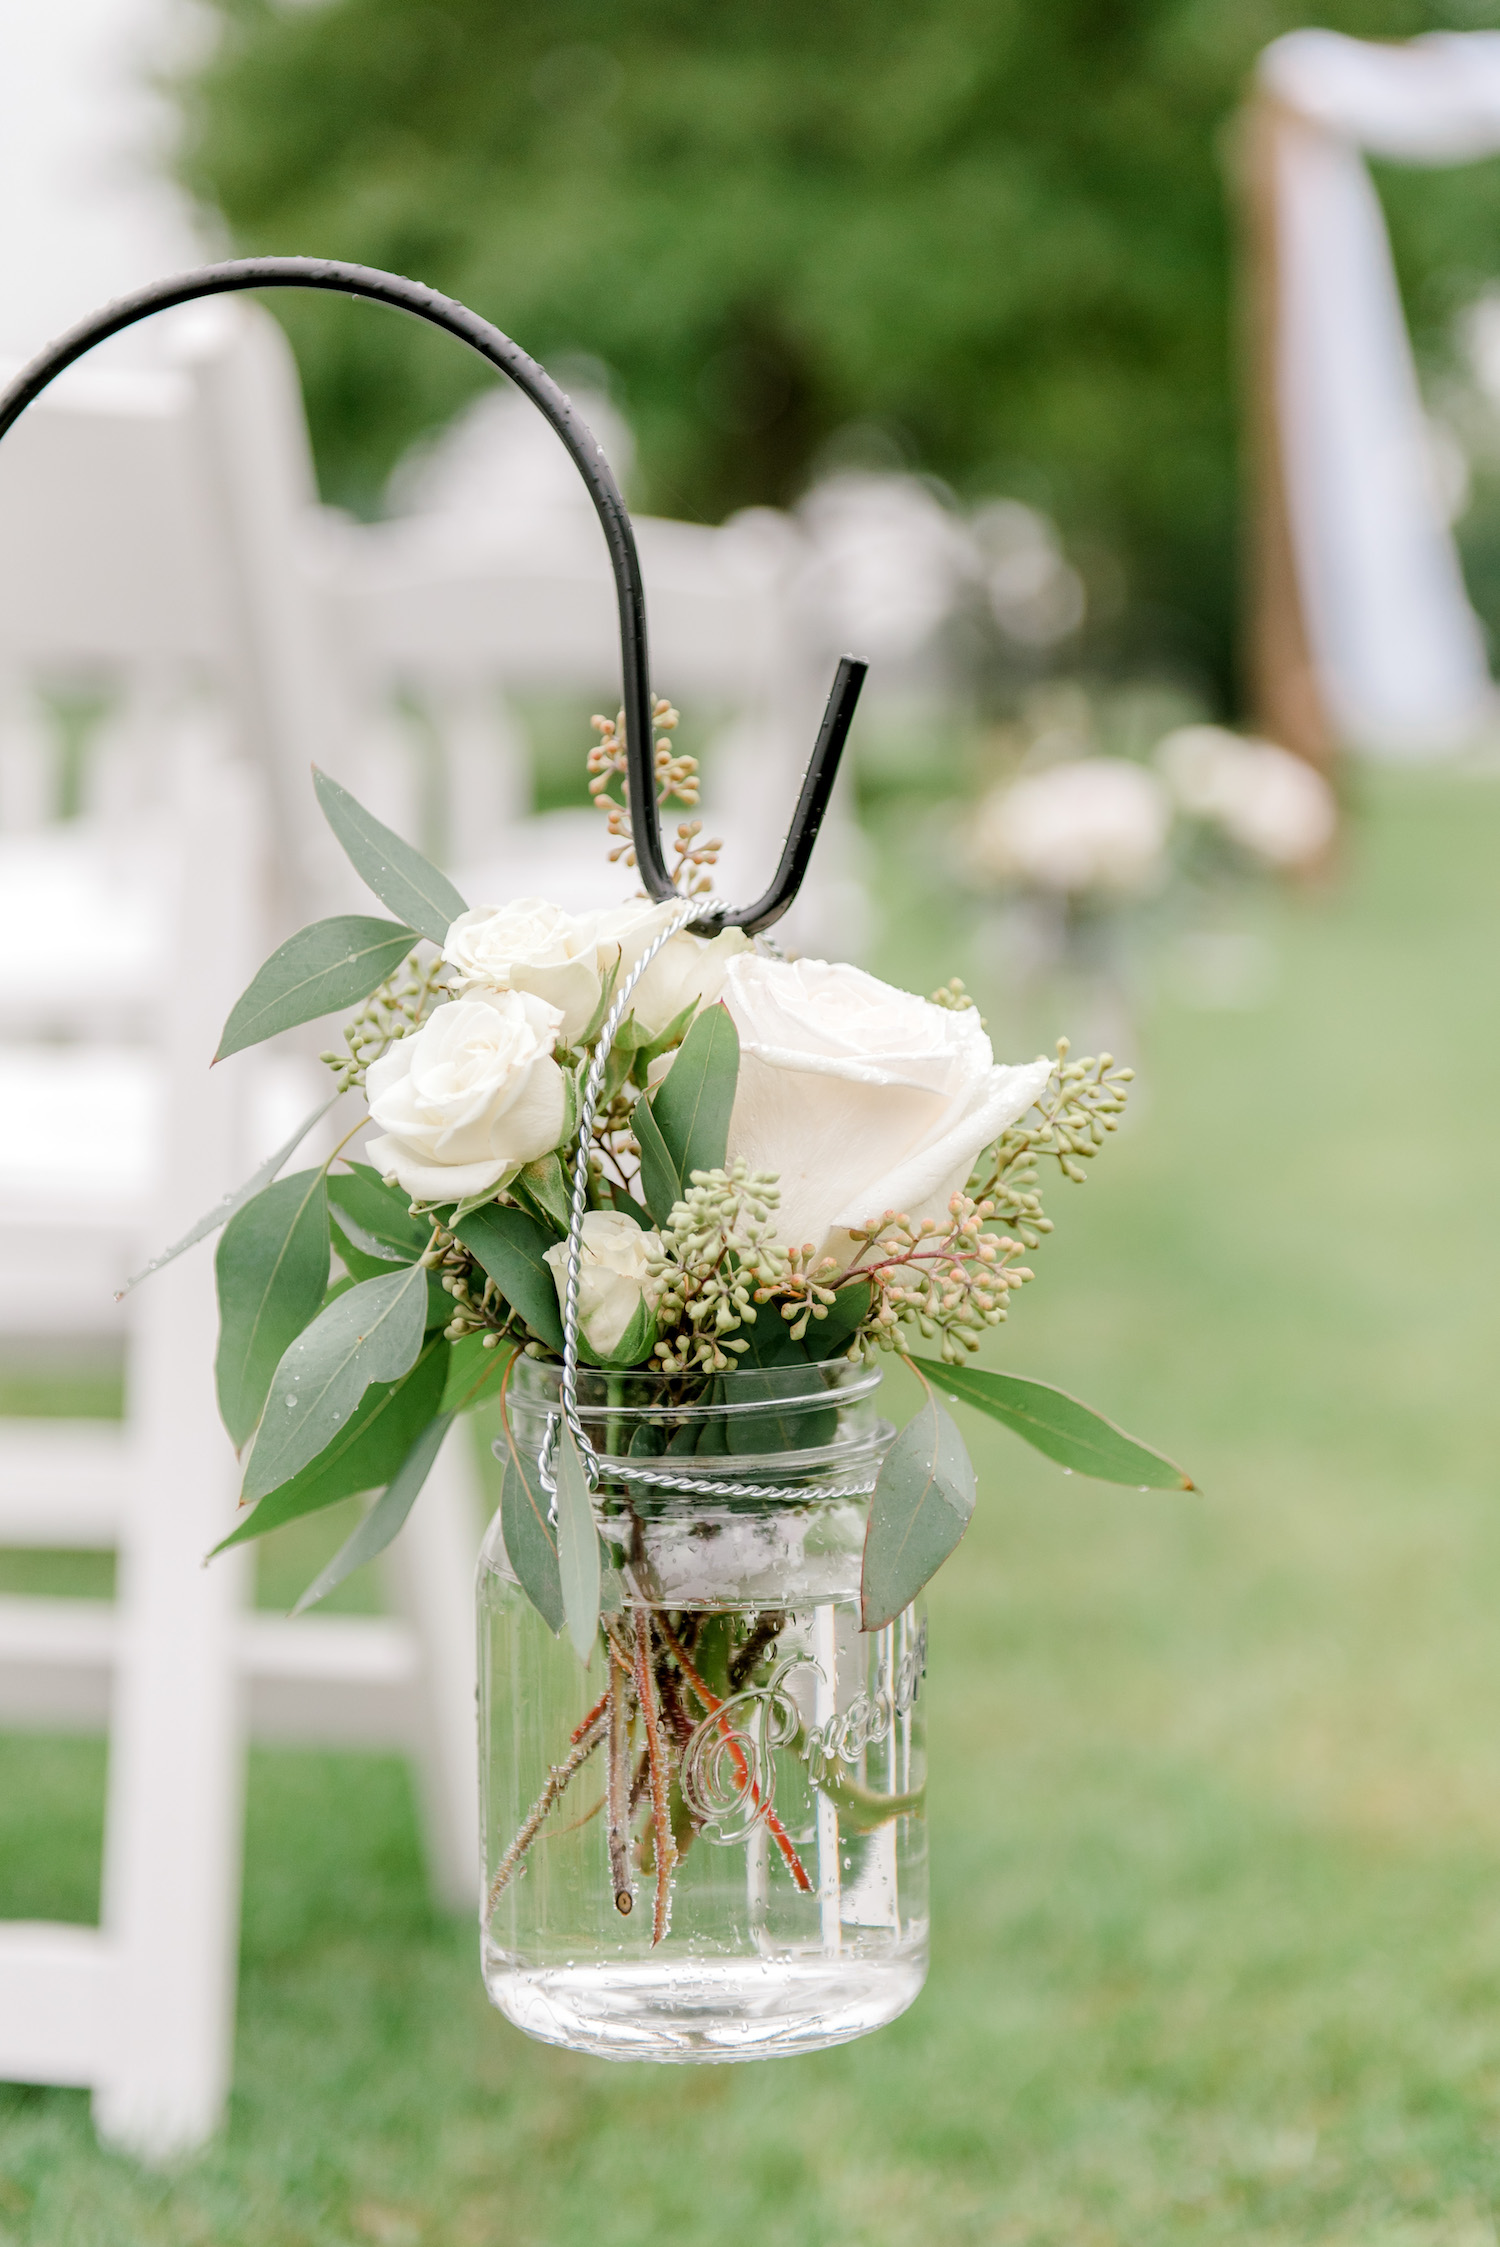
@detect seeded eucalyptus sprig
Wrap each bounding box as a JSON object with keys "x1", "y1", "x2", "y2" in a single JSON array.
[
  {"x1": 646, "y1": 1161, "x2": 789, "y2": 1373},
  {"x1": 844, "y1": 1194, "x2": 1035, "y2": 1365},
  {"x1": 808, "y1": 1044, "x2": 1132, "y2": 1365},
  {"x1": 587, "y1": 694, "x2": 722, "y2": 895},
  {"x1": 318, "y1": 949, "x2": 448, "y2": 1094}
]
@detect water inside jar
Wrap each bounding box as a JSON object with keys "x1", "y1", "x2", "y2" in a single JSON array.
[{"x1": 479, "y1": 1574, "x2": 929, "y2": 2062}]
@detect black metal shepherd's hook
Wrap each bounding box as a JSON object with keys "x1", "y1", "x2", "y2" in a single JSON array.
[{"x1": 0, "y1": 256, "x2": 866, "y2": 934}]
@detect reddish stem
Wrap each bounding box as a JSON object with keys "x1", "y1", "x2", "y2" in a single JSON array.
[
  {"x1": 655, "y1": 1617, "x2": 813, "y2": 1895},
  {"x1": 569, "y1": 1685, "x2": 611, "y2": 1746}
]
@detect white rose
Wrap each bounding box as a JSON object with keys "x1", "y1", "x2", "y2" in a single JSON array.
[
  {"x1": 442, "y1": 898, "x2": 602, "y2": 1043},
  {"x1": 365, "y1": 988, "x2": 567, "y2": 1203},
  {"x1": 543, "y1": 1208, "x2": 663, "y2": 1358},
  {"x1": 722, "y1": 955, "x2": 1053, "y2": 1262},
  {"x1": 592, "y1": 899, "x2": 750, "y2": 1039}
]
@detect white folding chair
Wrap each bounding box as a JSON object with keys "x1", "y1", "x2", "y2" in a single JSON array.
[
  {"x1": 0, "y1": 302, "x2": 481, "y2": 2158},
  {"x1": 309, "y1": 390, "x2": 868, "y2": 953}
]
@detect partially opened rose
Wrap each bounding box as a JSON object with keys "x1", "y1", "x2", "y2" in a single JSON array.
[
  {"x1": 442, "y1": 898, "x2": 602, "y2": 1044},
  {"x1": 722, "y1": 956, "x2": 1052, "y2": 1262},
  {"x1": 444, "y1": 895, "x2": 748, "y2": 1048},
  {"x1": 543, "y1": 1208, "x2": 663, "y2": 1358},
  {"x1": 365, "y1": 988, "x2": 567, "y2": 1203},
  {"x1": 592, "y1": 899, "x2": 749, "y2": 1040}
]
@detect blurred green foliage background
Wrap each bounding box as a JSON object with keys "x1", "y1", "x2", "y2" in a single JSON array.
[{"x1": 178, "y1": 0, "x2": 1500, "y2": 708}]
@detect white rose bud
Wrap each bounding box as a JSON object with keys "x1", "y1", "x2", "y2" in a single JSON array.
[
  {"x1": 592, "y1": 898, "x2": 749, "y2": 1040},
  {"x1": 722, "y1": 954, "x2": 1054, "y2": 1264},
  {"x1": 544, "y1": 1209, "x2": 663, "y2": 1359},
  {"x1": 442, "y1": 897, "x2": 603, "y2": 1043},
  {"x1": 365, "y1": 988, "x2": 567, "y2": 1204}
]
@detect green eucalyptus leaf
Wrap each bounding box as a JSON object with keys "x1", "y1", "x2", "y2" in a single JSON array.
[
  {"x1": 242, "y1": 1262, "x2": 431, "y2": 1502},
  {"x1": 861, "y1": 1377, "x2": 976, "y2": 1630},
  {"x1": 327, "y1": 1218, "x2": 449, "y2": 1327},
  {"x1": 497, "y1": 1417, "x2": 565, "y2": 1635},
  {"x1": 211, "y1": 1342, "x2": 446, "y2": 1552},
  {"x1": 600, "y1": 1183, "x2": 654, "y2": 1231},
  {"x1": 327, "y1": 1165, "x2": 429, "y2": 1259},
  {"x1": 735, "y1": 1312, "x2": 812, "y2": 1370},
  {"x1": 509, "y1": 1153, "x2": 572, "y2": 1238},
  {"x1": 214, "y1": 1169, "x2": 330, "y2": 1450},
  {"x1": 215, "y1": 916, "x2": 416, "y2": 1062},
  {"x1": 443, "y1": 1183, "x2": 512, "y2": 1227},
  {"x1": 912, "y1": 1359, "x2": 1195, "y2": 1489},
  {"x1": 313, "y1": 765, "x2": 467, "y2": 943},
  {"x1": 813, "y1": 1279, "x2": 873, "y2": 1361},
  {"x1": 439, "y1": 1331, "x2": 517, "y2": 1414},
  {"x1": 119, "y1": 1093, "x2": 342, "y2": 1297},
  {"x1": 457, "y1": 1203, "x2": 565, "y2": 1351},
  {"x1": 290, "y1": 1411, "x2": 454, "y2": 1614},
  {"x1": 633, "y1": 999, "x2": 698, "y2": 1079},
  {"x1": 327, "y1": 1212, "x2": 404, "y2": 1266},
  {"x1": 726, "y1": 1362, "x2": 837, "y2": 1454},
  {"x1": 694, "y1": 1410, "x2": 727, "y2": 1457},
  {"x1": 649, "y1": 1002, "x2": 739, "y2": 1184},
  {"x1": 555, "y1": 1419, "x2": 600, "y2": 1663},
  {"x1": 631, "y1": 1091, "x2": 680, "y2": 1227}
]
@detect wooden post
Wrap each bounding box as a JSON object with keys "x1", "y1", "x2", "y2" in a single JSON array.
[{"x1": 1236, "y1": 94, "x2": 1339, "y2": 770}]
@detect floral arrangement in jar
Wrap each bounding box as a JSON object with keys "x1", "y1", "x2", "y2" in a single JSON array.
[{"x1": 136, "y1": 708, "x2": 1192, "y2": 2064}]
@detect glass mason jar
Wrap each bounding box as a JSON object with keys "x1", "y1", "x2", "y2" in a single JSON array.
[{"x1": 478, "y1": 1355, "x2": 929, "y2": 2062}]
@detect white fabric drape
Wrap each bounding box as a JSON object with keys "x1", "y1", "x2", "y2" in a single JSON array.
[{"x1": 1258, "y1": 31, "x2": 1500, "y2": 755}]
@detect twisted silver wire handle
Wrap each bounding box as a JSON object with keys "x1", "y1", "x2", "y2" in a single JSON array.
[{"x1": 549, "y1": 909, "x2": 879, "y2": 1505}]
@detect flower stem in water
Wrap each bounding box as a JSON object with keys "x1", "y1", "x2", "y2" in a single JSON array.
[
  {"x1": 606, "y1": 1643, "x2": 634, "y2": 1916},
  {"x1": 633, "y1": 1608, "x2": 677, "y2": 1943}
]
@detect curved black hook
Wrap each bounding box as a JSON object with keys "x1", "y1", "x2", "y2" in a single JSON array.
[{"x1": 0, "y1": 256, "x2": 864, "y2": 934}]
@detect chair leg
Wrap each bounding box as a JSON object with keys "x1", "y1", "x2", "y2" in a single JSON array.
[
  {"x1": 93, "y1": 756, "x2": 260, "y2": 2159},
  {"x1": 381, "y1": 1421, "x2": 483, "y2": 1915},
  {"x1": 92, "y1": 1250, "x2": 249, "y2": 2161}
]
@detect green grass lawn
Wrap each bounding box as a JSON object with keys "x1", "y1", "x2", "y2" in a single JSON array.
[{"x1": 6, "y1": 764, "x2": 1500, "y2": 2242}]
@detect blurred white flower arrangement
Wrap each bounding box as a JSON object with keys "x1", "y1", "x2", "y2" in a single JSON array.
[
  {"x1": 964, "y1": 697, "x2": 1339, "y2": 1048},
  {"x1": 1153, "y1": 726, "x2": 1338, "y2": 873},
  {"x1": 972, "y1": 757, "x2": 1173, "y2": 899},
  {"x1": 972, "y1": 719, "x2": 1336, "y2": 904}
]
